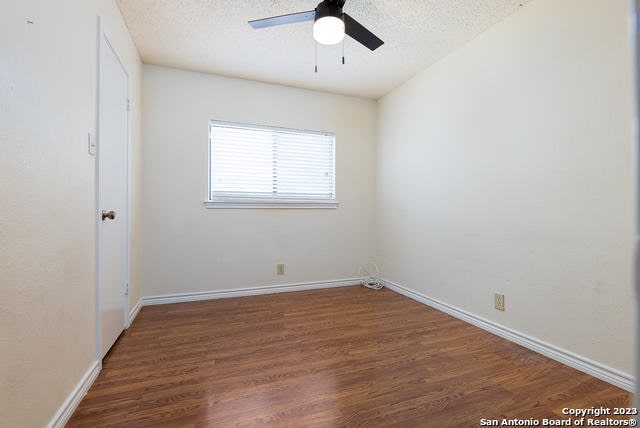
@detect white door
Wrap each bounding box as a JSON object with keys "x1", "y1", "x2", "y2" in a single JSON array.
[{"x1": 97, "y1": 23, "x2": 129, "y2": 358}]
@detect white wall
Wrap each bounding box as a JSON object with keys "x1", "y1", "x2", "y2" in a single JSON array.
[
  {"x1": 377, "y1": 0, "x2": 635, "y2": 375},
  {"x1": 0, "y1": 1, "x2": 142, "y2": 426},
  {"x1": 141, "y1": 65, "x2": 377, "y2": 296}
]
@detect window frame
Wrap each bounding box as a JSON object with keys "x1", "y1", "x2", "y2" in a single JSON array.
[{"x1": 204, "y1": 120, "x2": 339, "y2": 209}]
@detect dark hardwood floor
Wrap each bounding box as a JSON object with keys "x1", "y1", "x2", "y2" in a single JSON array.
[{"x1": 68, "y1": 286, "x2": 632, "y2": 427}]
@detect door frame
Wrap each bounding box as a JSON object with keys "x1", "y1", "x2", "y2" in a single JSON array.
[{"x1": 95, "y1": 17, "x2": 132, "y2": 361}]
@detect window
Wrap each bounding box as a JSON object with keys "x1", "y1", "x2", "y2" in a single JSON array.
[{"x1": 205, "y1": 120, "x2": 337, "y2": 208}]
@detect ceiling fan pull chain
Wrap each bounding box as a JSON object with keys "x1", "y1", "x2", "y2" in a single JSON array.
[
  {"x1": 342, "y1": 38, "x2": 345, "y2": 65},
  {"x1": 315, "y1": 40, "x2": 318, "y2": 73}
]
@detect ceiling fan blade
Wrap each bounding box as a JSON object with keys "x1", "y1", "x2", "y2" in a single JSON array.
[
  {"x1": 249, "y1": 10, "x2": 315, "y2": 29},
  {"x1": 343, "y1": 13, "x2": 384, "y2": 51}
]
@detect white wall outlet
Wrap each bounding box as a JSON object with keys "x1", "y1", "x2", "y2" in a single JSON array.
[
  {"x1": 277, "y1": 263, "x2": 284, "y2": 275},
  {"x1": 494, "y1": 293, "x2": 505, "y2": 311}
]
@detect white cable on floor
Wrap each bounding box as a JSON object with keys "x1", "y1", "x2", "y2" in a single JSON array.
[{"x1": 359, "y1": 261, "x2": 384, "y2": 290}]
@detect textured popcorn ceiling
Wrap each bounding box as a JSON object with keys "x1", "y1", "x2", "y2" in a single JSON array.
[{"x1": 116, "y1": 0, "x2": 530, "y2": 99}]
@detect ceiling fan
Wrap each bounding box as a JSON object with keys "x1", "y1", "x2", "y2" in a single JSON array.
[{"x1": 248, "y1": 0, "x2": 384, "y2": 51}]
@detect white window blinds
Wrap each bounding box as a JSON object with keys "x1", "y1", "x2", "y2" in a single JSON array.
[{"x1": 209, "y1": 121, "x2": 336, "y2": 204}]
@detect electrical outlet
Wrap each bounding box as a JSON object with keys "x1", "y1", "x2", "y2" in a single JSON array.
[
  {"x1": 494, "y1": 293, "x2": 505, "y2": 311},
  {"x1": 277, "y1": 263, "x2": 285, "y2": 275}
]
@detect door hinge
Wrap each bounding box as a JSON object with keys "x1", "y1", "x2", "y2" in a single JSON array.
[
  {"x1": 126, "y1": 98, "x2": 130, "y2": 112},
  {"x1": 125, "y1": 283, "x2": 129, "y2": 296}
]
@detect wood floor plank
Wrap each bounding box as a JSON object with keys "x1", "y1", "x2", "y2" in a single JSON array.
[{"x1": 68, "y1": 286, "x2": 632, "y2": 427}]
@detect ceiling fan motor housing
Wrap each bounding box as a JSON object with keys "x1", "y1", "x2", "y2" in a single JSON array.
[{"x1": 315, "y1": 0, "x2": 344, "y2": 22}]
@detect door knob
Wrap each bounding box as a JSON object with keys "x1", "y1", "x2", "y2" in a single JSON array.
[{"x1": 101, "y1": 210, "x2": 116, "y2": 221}]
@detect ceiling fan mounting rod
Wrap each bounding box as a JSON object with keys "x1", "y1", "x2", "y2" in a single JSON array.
[{"x1": 325, "y1": 0, "x2": 346, "y2": 7}]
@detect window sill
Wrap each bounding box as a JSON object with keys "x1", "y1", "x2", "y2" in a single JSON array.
[{"x1": 203, "y1": 199, "x2": 339, "y2": 209}]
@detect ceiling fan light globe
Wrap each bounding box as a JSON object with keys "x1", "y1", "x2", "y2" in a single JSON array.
[{"x1": 313, "y1": 16, "x2": 345, "y2": 45}]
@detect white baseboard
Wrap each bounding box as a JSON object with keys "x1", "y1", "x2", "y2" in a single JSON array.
[
  {"x1": 141, "y1": 278, "x2": 362, "y2": 307},
  {"x1": 383, "y1": 279, "x2": 635, "y2": 392},
  {"x1": 47, "y1": 360, "x2": 101, "y2": 428},
  {"x1": 128, "y1": 297, "x2": 143, "y2": 327}
]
